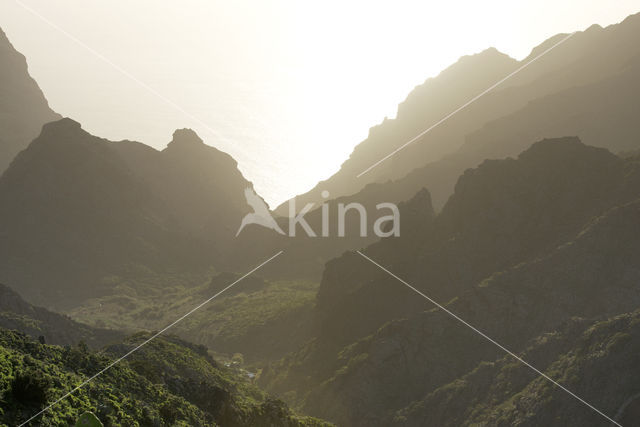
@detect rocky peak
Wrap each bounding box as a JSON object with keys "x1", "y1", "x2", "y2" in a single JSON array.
[
  {"x1": 400, "y1": 187, "x2": 434, "y2": 218},
  {"x1": 162, "y1": 127, "x2": 239, "y2": 169},
  {"x1": 167, "y1": 128, "x2": 205, "y2": 149},
  {"x1": 517, "y1": 136, "x2": 619, "y2": 164},
  {"x1": 38, "y1": 117, "x2": 83, "y2": 138}
]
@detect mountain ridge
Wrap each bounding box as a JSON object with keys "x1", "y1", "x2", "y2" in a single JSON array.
[
  {"x1": 275, "y1": 12, "x2": 640, "y2": 216},
  {"x1": 0, "y1": 27, "x2": 60, "y2": 174},
  {"x1": 0, "y1": 118, "x2": 256, "y2": 307},
  {"x1": 260, "y1": 138, "x2": 640, "y2": 425}
]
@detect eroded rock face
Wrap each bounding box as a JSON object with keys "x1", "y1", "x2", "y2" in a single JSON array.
[
  {"x1": 313, "y1": 138, "x2": 640, "y2": 353},
  {"x1": 262, "y1": 139, "x2": 640, "y2": 426},
  {"x1": 305, "y1": 199, "x2": 640, "y2": 425},
  {"x1": 0, "y1": 27, "x2": 60, "y2": 174}
]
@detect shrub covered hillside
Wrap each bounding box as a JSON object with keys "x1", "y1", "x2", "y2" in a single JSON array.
[
  {"x1": 0, "y1": 283, "x2": 124, "y2": 350},
  {"x1": 0, "y1": 329, "x2": 331, "y2": 426},
  {"x1": 392, "y1": 309, "x2": 640, "y2": 426},
  {"x1": 68, "y1": 276, "x2": 318, "y2": 364}
]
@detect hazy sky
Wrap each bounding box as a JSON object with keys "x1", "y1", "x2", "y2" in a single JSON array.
[{"x1": 1, "y1": 1, "x2": 639, "y2": 206}]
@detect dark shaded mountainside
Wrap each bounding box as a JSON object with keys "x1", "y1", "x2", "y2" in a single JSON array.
[
  {"x1": 259, "y1": 139, "x2": 640, "y2": 426},
  {"x1": 0, "y1": 282, "x2": 330, "y2": 426},
  {"x1": 0, "y1": 118, "x2": 257, "y2": 308},
  {"x1": 0, "y1": 27, "x2": 60, "y2": 173},
  {"x1": 0, "y1": 27, "x2": 283, "y2": 311},
  {"x1": 276, "y1": 12, "x2": 640, "y2": 215}
]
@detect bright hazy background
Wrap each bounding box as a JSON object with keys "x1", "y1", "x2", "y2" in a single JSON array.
[{"x1": 1, "y1": 1, "x2": 638, "y2": 206}]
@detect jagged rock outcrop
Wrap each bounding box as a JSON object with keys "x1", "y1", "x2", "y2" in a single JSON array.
[
  {"x1": 260, "y1": 138, "x2": 640, "y2": 426},
  {"x1": 311, "y1": 138, "x2": 640, "y2": 351}
]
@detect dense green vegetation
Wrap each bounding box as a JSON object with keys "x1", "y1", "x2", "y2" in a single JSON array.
[
  {"x1": 0, "y1": 283, "x2": 329, "y2": 425},
  {"x1": 0, "y1": 330, "x2": 207, "y2": 426},
  {"x1": 68, "y1": 275, "x2": 318, "y2": 364},
  {"x1": 0, "y1": 329, "x2": 330, "y2": 426},
  {"x1": 0, "y1": 284, "x2": 123, "y2": 349}
]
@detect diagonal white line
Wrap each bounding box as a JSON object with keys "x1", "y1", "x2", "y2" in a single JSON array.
[
  {"x1": 18, "y1": 250, "x2": 284, "y2": 427},
  {"x1": 13, "y1": 0, "x2": 247, "y2": 156},
  {"x1": 357, "y1": 31, "x2": 577, "y2": 178},
  {"x1": 356, "y1": 250, "x2": 623, "y2": 427}
]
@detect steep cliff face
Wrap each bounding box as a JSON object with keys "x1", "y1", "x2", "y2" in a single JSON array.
[
  {"x1": 0, "y1": 27, "x2": 60, "y2": 173},
  {"x1": 275, "y1": 47, "x2": 519, "y2": 215},
  {"x1": 244, "y1": 14, "x2": 640, "y2": 286},
  {"x1": 260, "y1": 139, "x2": 640, "y2": 426},
  {"x1": 276, "y1": 13, "x2": 640, "y2": 215},
  {"x1": 313, "y1": 138, "x2": 639, "y2": 351},
  {"x1": 301, "y1": 199, "x2": 640, "y2": 425},
  {"x1": 392, "y1": 309, "x2": 640, "y2": 426},
  {"x1": 391, "y1": 207, "x2": 640, "y2": 426}
]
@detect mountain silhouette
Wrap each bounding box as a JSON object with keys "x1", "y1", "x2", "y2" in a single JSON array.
[
  {"x1": 201, "y1": 13, "x2": 640, "y2": 285},
  {"x1": 0, "y1": 119, "x2": 257, "y2": 308},
  {"x1": 0, "y1": 27, "x2": 60, "y2": 174},
  {"x1": 222, "y1": 12, "x2": 640, "y2": 286},
  {"x1": 275, "y1": 47, "x2": 518, "y2": 215},
  {"x1": 276, "y1": 13, "x2": 640, "y2": 215},
  {"x1": 112, "y1": 127, "x2": 255, "y2": 242}
]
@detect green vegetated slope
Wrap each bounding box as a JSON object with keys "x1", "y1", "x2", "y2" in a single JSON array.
[
  {"x1": 0, "y1": 282, "x2": 330, "y2": 426},
  {"x1": 0, "y1": 329, "x2": 330, "y2": 426},
  {"x1": 259, "y1": 138, "x2": 640, "y2": 426},
  {"x1": 68, "y1": 274, "x2": 318, "y2": 364},
  {"x1": 393, "y1": 310, "x2": 640, "y2": 426},
  {"x1": 0, "y1": 329, "x2": 207, "y2": 426},
  {"x1": 0, "y1": 283, "x2": 123, "y2": 349}
]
